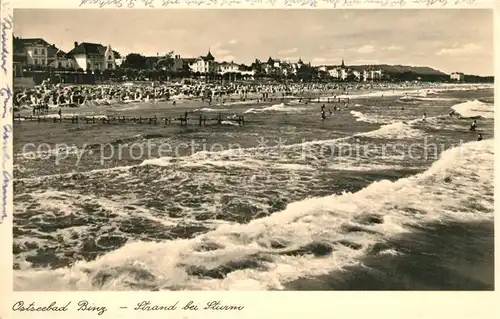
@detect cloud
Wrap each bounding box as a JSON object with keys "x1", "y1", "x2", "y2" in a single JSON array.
[
  {"x1": 436, "y1": 43, "x2": 482, "y2": 56},
  {"x1": 283, "y1": 56, "x2": 299, "y2": 61},
  {"x1": 228, "y1": 39, "x2": 238, "y2": 45},
  {"x1": 278, "y1": 48, "x2": 298, "y2": 55},
  {"x1": 210, "y1": 42, "x2": 231, "y2": 56},
  {"x1": 353, "y1": 45, "x2": 375, "y2": 54},
  {"x1": 385, "y1": 45, "x2": 403, "y2": 51}
]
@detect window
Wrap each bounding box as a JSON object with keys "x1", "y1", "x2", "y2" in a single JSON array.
[
  {"x1": 41, "y1": 49, "x2": 45, "y2": 55},
  {"x1": 34, "y1": 49, "x2": 38, "y2": 55},
  {"x1": 34, "y1": 59, "x2": 38, "y2": 65},
  {"x1": 107, "y1": 63, "x2": 113, "y2": 69}
]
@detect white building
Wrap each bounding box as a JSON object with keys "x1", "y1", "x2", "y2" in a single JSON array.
[
  {"x1": 189, "y1": 51, "x2": 217, "y2": 74},
  {"x1": 369, "y1": 69, "x2": 383, "y2": 81},
  {"x1": 218, "y1": 61, "x2": 240, "y2": 74},
  {"x1": 47, "y1": 44, "x2": 76, "y2": 69},
  {"x1": 325, "y1": 59, "x2": 349, "y2": 80},
  {"x1": 68, "y1": 42, "x2": 117, "y2": 71},
  {"x1": 352, "y1": 70, "x2": 361, "y2": 81},
  {"x1": 329, "y1": 68, "x2": 340, "y2": 79},
  {"x1": 362, "y1": 70, "x2": 369, "y2": 81},
  {"x1": 340, "y1": 68, "x2": 348, "y2": 80},
  {"x1": 450, "y1": 72, "x2": 465, "y2": 81},
  {"x1": 13, "y1": 37, "x2": 50, "y2": 66}
]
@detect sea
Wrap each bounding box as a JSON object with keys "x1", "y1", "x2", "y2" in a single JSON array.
[{"x1": 13, "y1": 83, "x2": 495, "y2": 291}]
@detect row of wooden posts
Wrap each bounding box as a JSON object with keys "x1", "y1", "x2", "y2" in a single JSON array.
[
  {"x1": 14, "y1": 112, "x2": 245, "y2": 127},
  {"x1": 213, "y1": 96, "x2": 348, "y2": 103}
]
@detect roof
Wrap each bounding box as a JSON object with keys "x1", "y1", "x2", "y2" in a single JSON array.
[
  {"x1": 47, "y1": 45, "x2": 70, "y2": 58},
  {"x1": 183, "y1": 58, "x2": 196, "y2": 63},
  {"x1": 199, "y1": 55, "x2": 217, "y2": 62},
  {"x1": 267, "y1": 57, "x2": 281, "y2": 65},
  {"x1": 14, "y1": 38, "x2": 51, "y2": 46},
  {"x1": 13, "y1": 37, "x2": 50, "y2": 53},
  {"x1": 68, "y1": 42, "x2": 107, "y2": 56},
  {"x1": 205, "y1": 51, "x2": 215, "y2": 61}
]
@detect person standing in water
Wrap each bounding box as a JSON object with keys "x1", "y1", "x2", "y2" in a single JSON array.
[
  {"x1": 477, "y1": 133, "x2": 483, "y2": 141},
  {"x1": 470, "y1": 120, "x2": 477, "y2": 132},
  {"x1": 422, "y1": 112, "x2": 426, "y2": 123}
]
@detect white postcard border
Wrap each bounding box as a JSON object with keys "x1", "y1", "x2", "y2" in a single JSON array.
[{"x1": 1, "y1": 1, "x2": 498, "y2": 319}]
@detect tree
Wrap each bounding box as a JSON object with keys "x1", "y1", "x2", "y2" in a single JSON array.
[
  {"x1": 94, "y1": 69, "x2": 102, "y2": 77},
  {"x1": 102, "y1": 69, "x2": 111, "y2": 80},
  {"x1": 346, "y1": 73, "x2": 356, "y2": 82},
  {"x1": 123, "y1": 53, "x2": 147, "y2": 69},
  {"x1": 154, "y1": 51, "x2": 175, "y2": 71},
  {"x1": 296, "y1": 64, "x2": 317, "y2": 82}
]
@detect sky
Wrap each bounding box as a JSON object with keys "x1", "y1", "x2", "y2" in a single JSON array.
[{"x1": 14, "y1": 9, "x2": 493, "y2": 76}]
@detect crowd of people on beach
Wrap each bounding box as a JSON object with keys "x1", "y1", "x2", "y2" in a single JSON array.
[
  {"x1": 13, "y1": 78, "x2": 488, "y2": 141},
  {"x1": 13, "y1": 79, "x2": 442, "y2": 112}
]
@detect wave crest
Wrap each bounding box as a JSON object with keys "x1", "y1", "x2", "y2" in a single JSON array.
[{"x1": 14, "y1": 139, "x2": 493, "y2": 291}]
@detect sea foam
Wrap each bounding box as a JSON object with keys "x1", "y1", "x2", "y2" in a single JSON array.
[
  {"x1": 451, "y1": 100, "x2": 494, "y2": 119},
  {"x1": 14, "y1": 139, "x2": 493, "y2": 291}
]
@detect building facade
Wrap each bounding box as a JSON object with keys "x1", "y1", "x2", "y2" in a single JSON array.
[
  {"x1": 218, "y1": 61, "x2": 240, "y2": 74},
  {"x1": 13, "y1": 37, "x2": 50, "y2": 67},
  {"x1": 450, "y1": 72, "x2": 465, "y2": 81},
  {"x1": 47, "y1": 44, "x2": 76, "y2": 69},
  {"x1": 68, "y1": 42, "x2": 117, "y2": 71},
  {"x1": 189, "y1": 51, "x2": 217, "y2": 74},
  {"x1": 172, "y1": 55, "x2": 185, "y2": 72}
]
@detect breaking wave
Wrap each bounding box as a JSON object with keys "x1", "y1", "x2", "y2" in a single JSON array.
[
  {"x1": 451, "y1": 100, "x2": 494, "y2": 119},
  {"x1": 244, "y1": 103, "x2": 306, "y2": 114},
  {"x1": 14, "y1": 139, "x2": 493, "y2": 291}
]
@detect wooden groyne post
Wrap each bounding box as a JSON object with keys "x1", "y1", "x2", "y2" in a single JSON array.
[{"x1": 180, "y1": 111, "x2": 188, "y2": 126}]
